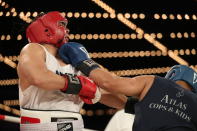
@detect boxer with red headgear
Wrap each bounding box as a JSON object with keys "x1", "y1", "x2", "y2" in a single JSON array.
[
  {"x1": 17, "y1": 11, "x2": 127, "y2": 131},
  {"x1": 26, "y1": 11, "x2": 69, "y2": 47}
]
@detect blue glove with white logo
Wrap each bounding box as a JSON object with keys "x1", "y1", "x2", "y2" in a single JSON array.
[{"x1": 58, "y1": 42, "x2": 100, "y2": 76}]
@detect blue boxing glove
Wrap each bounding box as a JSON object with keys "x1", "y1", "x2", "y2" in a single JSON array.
[
  {"x1": 58, "y1": 42, "x2": 100, "y2": 76},
  {"x1": 58, "y1": 42, "x2": 89, "y2": 66}
]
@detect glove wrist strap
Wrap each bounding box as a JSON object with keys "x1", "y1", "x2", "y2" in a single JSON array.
[
  {"x1": 125, "y1": 97, "x2": 138, "y2": 114},
  {"x1": 76, "y1": 59, "x2": 100, "y2": 76},
  {"x1": 61, "y1": 74, "x2": 82, "y2": 94}
]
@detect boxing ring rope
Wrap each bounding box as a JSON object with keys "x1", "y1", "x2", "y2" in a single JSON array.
[
  {"x1": 0, "y1": 114, "x2": 20, "y2": 123},
  {"x1": 0, "y1": 104, "x2": 20, "y2": 124}
]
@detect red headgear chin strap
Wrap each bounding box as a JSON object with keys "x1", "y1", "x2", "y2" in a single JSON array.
[{"x1": 26, "y1": 11, "x2": 68, "y2": 48}]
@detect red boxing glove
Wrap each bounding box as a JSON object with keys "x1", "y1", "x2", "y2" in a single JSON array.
[
  {"x1": 77, "y1": 76, "x2": 97, "y2": 98},
  {"x1": 61, "y1": 74, "x2": 101, "y2": 104},
  {"x1": 78, "y1": 76, "x2": 101, "y2": 104},
  {"x1": 79, "y1": 86, "x2": 101, "y2": 104}
]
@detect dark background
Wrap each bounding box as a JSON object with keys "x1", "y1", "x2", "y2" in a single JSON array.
[{"x1": 0, "y1": 0, "x2": 197, "y2": 130}]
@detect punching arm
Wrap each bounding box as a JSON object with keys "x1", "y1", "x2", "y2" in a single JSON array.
[
  {"x1": 58, "y1": 42, "x2": 154, "y2": 98},
  {"x1": 99, "y1": 88, "x2": 127, "y2": 109}
]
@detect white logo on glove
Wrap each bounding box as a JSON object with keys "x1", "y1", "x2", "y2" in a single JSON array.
[
  {"x1": 79, "y1": 47, "x2": 90, "y2": 58},
  {"x1": 193, "y1": 72, "x2": 197, "y2": 84}
]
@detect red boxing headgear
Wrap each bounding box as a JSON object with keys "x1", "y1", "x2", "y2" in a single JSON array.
[{"x1": 26, "y1": 11, "x2": 68, "y2": 48}]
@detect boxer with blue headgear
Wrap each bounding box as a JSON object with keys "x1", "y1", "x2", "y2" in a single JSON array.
[
  {"x1": 58, "y1": 42, "x2": 197, "y2": 131},
  {"x1": 165, "y1": 65, "x2": 197, "y2": 93}
]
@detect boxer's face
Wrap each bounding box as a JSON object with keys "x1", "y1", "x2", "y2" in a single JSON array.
[{"x1": 58, "y1": 20, "x2": 70, "y2": 43}]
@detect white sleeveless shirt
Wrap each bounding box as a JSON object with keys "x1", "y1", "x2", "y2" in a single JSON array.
[{"x1": 19, "y1": 44, "x2": 84, "y2": 113}]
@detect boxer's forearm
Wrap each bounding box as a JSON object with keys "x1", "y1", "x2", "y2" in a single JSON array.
[
  {"x1": 89, "y1": 68, "x2": 114, "y2": 90},
  {"x1": 89, "y1": 68, "x2": 148, "y2": 97},
  {"x1": 99, "y1": 90, "x2": 127, "y2": 109}
]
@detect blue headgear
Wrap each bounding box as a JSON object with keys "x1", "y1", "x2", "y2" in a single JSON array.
[{"x1": 165, "y1": 65, "x2": 197, "y2": 93}]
